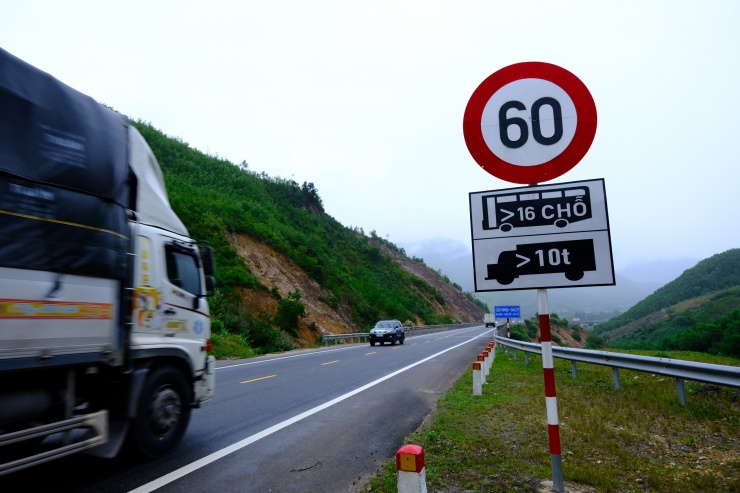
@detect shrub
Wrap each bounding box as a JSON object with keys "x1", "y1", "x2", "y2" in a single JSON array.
[{"x1": 274, "y1": 290, "x2": 307, "y2": 337}]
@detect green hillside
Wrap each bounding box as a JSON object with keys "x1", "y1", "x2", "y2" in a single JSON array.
[
  {"x1": 593, "y1": 249, "x2": 740, "y2": 356},
  {"x1": 132, "y1": 121, "x2": 486, "y2": 354}
]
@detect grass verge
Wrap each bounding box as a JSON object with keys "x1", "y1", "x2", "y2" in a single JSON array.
[
  {"x1": 362, "y1": 349, "x2": 739, "y2": 493},
  {"x1": 210, "y1": 330, "x2": 259, "y2": 360}
]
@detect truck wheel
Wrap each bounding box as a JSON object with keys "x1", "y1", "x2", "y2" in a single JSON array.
[
  {"x1": 497, "y1": 274, "x2": 515, "y2": 285},
  {"x1": 370, "y1": 341, "x2": 375, "y2": 346},
  {"x1": 130, "y1": 365, "x2": 192, "y2": 459}
]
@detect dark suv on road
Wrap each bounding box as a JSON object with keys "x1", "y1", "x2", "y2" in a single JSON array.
[{"x1": 369, "y1": 320, "x2": 405, "y2": 346}]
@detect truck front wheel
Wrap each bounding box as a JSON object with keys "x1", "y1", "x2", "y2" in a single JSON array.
[{"x1": 130, "y1": 365, "x2": 192, "y2": 459}]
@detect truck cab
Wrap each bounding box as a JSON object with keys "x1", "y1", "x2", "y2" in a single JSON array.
[{"x1": 0, "y1": 48, "x2": 216, "y2": 474}]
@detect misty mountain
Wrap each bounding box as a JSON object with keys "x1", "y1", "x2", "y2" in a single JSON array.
[
  {"x1": 591, "y1": 249, "x2": 740, "y2": 356},
  {"x1": 401, "y1": 238, "x2": 699, "y2": 320}
]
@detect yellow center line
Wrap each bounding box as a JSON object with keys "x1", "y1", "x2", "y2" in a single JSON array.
[
  {"x1": 240, "y1": 375, "x2": 277, "y2": 384},
  {"x1": 321, "y1": 360, "x2": 341, "y2": 366},
  {"x1": 365, "y1": 352, "x2": 377, "y2": 355}
]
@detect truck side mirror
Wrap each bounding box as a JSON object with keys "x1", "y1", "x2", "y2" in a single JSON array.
[
  {"x1": 205, "y1": 275, "x2": 216, "y2": 292},
  {"x1": 202, "y1": 246, "x2": 215, "y2": 276}
]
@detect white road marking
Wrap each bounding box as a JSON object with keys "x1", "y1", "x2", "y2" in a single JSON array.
[{"x1": 127, "y1": 328, "x2": 492, "y2": 493}]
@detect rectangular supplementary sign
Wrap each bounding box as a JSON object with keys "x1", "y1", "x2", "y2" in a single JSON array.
[
  {"x1": 469, "y1": 178, "x2": 615, "y2": 292},
  {"x1": 494, "y1": 305, "x2": 520, "y2": 318}
]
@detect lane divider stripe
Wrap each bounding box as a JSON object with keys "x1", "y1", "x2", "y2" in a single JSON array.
[
  {"x1": 127, "y1": 328, "x2": 493, "y2": 493},
  {"x1": 240, "y1": 375, "x2": 277, "y2": 384}
]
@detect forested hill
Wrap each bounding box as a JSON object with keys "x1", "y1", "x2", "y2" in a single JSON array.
[
  {"x1": 593, "y1": 248, "x2": 740, "y2": 356},
  {"x1": 131, "y1": 121, "x2": 486, "y2": 355}
]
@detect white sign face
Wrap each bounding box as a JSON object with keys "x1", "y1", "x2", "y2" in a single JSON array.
[
  {"x1": 470, "y1": 179, "x2": 615, "y2": 292},
  {"x1": 481, "y1": 78, "x2": 578, "y2": 167},
  {"x1": 470, "y1": 179, "x2": 609, "y2": 239}
]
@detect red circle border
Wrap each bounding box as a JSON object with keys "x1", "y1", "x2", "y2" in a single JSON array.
[{"x1": 463, "y1": 62, "x2": 597, "y2": 184}]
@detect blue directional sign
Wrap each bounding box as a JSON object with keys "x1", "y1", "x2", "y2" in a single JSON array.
[{"x1": 495, "y1": 305, "x2": 521, "y2": 318}]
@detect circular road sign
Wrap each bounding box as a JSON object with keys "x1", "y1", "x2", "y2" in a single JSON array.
[{"x1": 463, "y1": 62, "x2": 597, "y2": 184}]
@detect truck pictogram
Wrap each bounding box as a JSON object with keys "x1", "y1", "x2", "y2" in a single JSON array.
[
  {"x1": 485, "y1": 239, "x2": 596, "y2": 285},
  {"x1": 481, "y1": 186, "x2": 591, "y2": 232}
]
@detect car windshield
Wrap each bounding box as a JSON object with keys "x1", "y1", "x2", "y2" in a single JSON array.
[{"x1": 374, "y1": 321, "x2": 393, "y2": 329}]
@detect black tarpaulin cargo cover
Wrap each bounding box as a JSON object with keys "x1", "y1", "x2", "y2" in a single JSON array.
[{"x1": 0, "y1": 48, "x2": 129, "y2": 279}]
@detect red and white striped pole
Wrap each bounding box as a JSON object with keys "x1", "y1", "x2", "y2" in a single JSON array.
[{"x1": 538, "y1": 288, "x2": 564, "y2": 492}]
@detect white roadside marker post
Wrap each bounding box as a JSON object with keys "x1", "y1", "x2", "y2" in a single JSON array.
[{"x1": 396, "y1": 444, "x2": 427, "y2": 493}]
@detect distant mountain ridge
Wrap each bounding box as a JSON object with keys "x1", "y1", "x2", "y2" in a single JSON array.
[{"x1": 593, "y1": 248, "x2": 740, "y2": 355}]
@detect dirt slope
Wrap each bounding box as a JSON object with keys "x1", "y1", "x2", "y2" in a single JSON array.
[
  {"x1": 373, "y1": 240, "x2": 485, "y2": 324},
  {"x1": 227, "y1": 233, "x2": 484, "y2": 347}
]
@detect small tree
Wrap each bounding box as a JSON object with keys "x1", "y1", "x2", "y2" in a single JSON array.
[{"x1": 275, "y1": 290, "x2": 307, "y2": 337}]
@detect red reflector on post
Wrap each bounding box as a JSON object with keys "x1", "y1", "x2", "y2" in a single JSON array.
[{"x1": 396, "y1": 444, "x2": 425, "y2": 473}]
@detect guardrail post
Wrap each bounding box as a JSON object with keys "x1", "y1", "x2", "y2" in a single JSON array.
[
  {"x1": 513, "y1": 349, "x2": 518, "y2": 361},
  {"x1": 396, "y1": 444, "x2": 427, "y2": 493},
  {"x1": 473, "y1": 361, "x2": 482, "y2": 396},
  {"x1": 676, "y1": 378, "x2": 686, "y2": 406},
  {"x1": 612, "y1": 367, "x2": 620, "y2": 389},
  {"x1": 571, "y1": 361, "x2": 577, "y2": 379},
  {"x1": 525, "y1": 352, "x2": 530, "y2": 365}
]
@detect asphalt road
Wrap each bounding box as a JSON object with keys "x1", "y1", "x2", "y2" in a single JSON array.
[{"x1": 4, "y1": 325, "x2": 494, "y2": 493}]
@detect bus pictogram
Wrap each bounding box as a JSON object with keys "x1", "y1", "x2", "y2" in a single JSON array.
[{"x1": 481, "y1": 186, "x2": 591, "y2": 232}]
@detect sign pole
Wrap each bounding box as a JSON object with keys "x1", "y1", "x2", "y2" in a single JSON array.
[
  {"x1": 538, "y1": 288, "x2": 564, "y2": 492},
  {"x1": 464, "y1": 63, "x2": 602, "y2": 492}
]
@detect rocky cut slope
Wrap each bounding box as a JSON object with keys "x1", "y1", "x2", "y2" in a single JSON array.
[{"x1": 228, "y1": 233, "x2": 486, "y2": 348}]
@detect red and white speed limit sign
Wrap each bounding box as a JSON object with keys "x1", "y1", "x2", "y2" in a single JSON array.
[{"x1": 463, "y1": 62, "x2": 597, "y2": 184}]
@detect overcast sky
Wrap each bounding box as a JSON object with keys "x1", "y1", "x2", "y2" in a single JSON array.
[{"x1": 2, "y1": 1, "x2": 738, "y2": 274}]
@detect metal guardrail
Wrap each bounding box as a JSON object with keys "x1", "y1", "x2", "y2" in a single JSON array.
[
  {"x1": 493, "y1": 334, "x2": 740, "y2": 405},
  {"x1": 321, "y1": 323, "x2": 480, "y2": 346}
]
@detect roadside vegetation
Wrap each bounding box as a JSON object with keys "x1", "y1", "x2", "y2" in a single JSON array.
[
  {"x1": 132, "y1": 120, "x2": 485, "y2": 356},
  {"x1": 363, "y1": 349, "x2": 739, "y2": 493},
  {"x1": 594, "y1": 250, "x2": 740, "y2": 357}
]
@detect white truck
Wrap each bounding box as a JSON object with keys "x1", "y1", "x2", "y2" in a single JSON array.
[
  {"x1": 484, "y1": 313, "x2": 496, "y2": 327},
  {"x1": 0, "y1": 49, "x2": 216, "y2": 475}
]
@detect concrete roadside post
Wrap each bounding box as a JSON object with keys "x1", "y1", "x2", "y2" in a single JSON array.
[
  {"x1": 396, "y1": 444, "x2": 427, "y2": 493},
  {"x1": 477, "y1": 353, "x2": 486, "y2": 384},
  {"x1": 473, "y1": 361, "x2": 482, "y2": 396}
]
